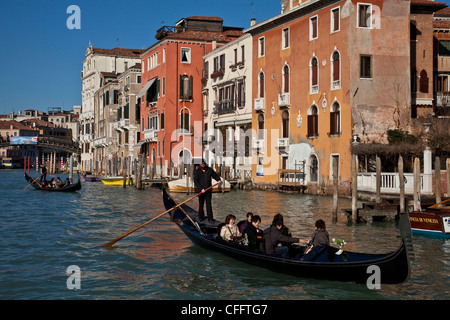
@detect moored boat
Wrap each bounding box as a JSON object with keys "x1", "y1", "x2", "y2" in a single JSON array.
[
  {"x1": 162, "y1": 188, "x2": 410, "y2": 284},
  {"x1": 24, "y1": 172, "x2": 81, "y2": 192},
  {"x1": 101, "y1": 176, "x2": 134, "y2": 186},
  {"x1": 84, "y1": 175, "x2": 101, "y2": 181},
  {"x1": 407, "y1": 199, "x2": 450, "y2": 238},
  {"x1": 168, "y1": 177, "x2": 230, "y2": 193}
]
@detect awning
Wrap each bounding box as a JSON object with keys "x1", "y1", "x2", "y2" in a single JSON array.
[{"x1": 137, "y1": 77, "x2": 157, "y2": 98}]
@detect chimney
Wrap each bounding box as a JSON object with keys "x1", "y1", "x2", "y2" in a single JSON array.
[{"x1": 250, "y1": 18, "x2": 256, "y2": 27}]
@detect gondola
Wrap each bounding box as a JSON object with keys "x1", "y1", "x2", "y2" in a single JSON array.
[
  {"x1": 162, "y1": 188, "x2": 410, "y2": 284},
  {"x1": 25, "y1": 172, "x2": 81, "y2": 192}
]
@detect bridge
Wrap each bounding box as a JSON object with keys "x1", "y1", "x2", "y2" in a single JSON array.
[{"x1": 0, "y1": 136, "x2": 80, "y2": 154}]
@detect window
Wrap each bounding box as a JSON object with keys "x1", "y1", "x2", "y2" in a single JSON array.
[
  {"x1": 283, "y1": 65, "x2": 289, "y2": 93},
  {"x1": 237, "y1": 81, "x2": 245, "y2": 107},
  {"x1": 358, "y1": 3, "x2": 372, "y2": 28},
  {"x1": 307, "y1": 104, "x2": 319, "y2": 138},
  {"x1": 419, "y1": 70, "x2": 429, "y2": 93},
  {"x1": 163, "y1": 47, "x2": 166, "y2": 63},
  {"x1": 360, "y1": 55, "x2": 372, "y2": 78},
  {"x1": 310, "y1": 57, "x2": 319, "y2": 93},
  {"x1": 282, "y1": 110, "x2": 289, "y2": 138},
  {"x1": 259, "y1": 72, "x2": 265, "y2": 98},
  {"x1": 241, "y1": 45, "x2": 245, "y2": 64},
  {"x1": 439, "y1": 40, "x2": 450, "y2": 56},
  {"x1": 331, "y1": 7, "x2": 340, "y2": 32},
  {"x1": 329, "y1": 101, "x2": 341, "y2": 135},
  {"x1": 258, "y1": 37, "x2": 265, "y2": 57},
  {"x1": 180, "y1": 75, "x2": 193, "y2": 100},
  {"x1": 310, "y1": 16, "x2": 318, "y2": 40},
  {"x1": 180, "y1": 108, "x2": 190, "y2": 132},
  {"x1": 282, "y1": 28, "x2": 289, "y2": 49},
  {"x1": 181, "y1": 47, "x2": 191, "y2": 63},
  {"x1": 162, "y1": 77, "x2": 165, "y2": 96},
  {"x1": 258, "y1": 114, "x2": 264, "y2": 140},
  {"x1": 330, "y1": 154, "x2": 339, "y2": 181},
  {"x1": 331, "y1": 50, "x2": 340, "y2": 89}
]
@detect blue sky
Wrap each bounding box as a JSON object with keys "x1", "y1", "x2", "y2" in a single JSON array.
[{"x1": 0, "y1": 0, "x2": 280, "y2": 114}]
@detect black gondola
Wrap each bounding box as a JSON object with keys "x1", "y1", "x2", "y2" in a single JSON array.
[
  {"x1": 25, "y1": 172, "x2": 81, "y2": 192},
  {"x1": 162, "y1": 188, "x2": 410, "y2": 284}
]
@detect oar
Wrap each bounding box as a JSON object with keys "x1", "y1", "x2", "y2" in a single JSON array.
[
  {"x1": 24, "y1": 172, "x2": 44, "y2": 190},
  {"x1": 102, "y1": 181, "x2": 221, "y2": 247}
]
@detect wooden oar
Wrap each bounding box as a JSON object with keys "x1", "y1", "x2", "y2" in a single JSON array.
[
  {"x1": 24, "y1": 172, "x2": 44, "y2": 190},
  {"x1": 102, "y1": 181, "x2": 221, "y2": 247}
]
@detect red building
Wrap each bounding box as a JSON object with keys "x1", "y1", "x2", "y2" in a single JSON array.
[{"x1": 138, "y1": 16, "x2": 242, "y2": 176}]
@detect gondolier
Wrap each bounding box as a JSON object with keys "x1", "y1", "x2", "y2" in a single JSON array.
[{"x1": 193, "y1": 159, "x2": 222, "y2": 222}]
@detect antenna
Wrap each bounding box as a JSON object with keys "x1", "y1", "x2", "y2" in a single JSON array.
[{"x1": 250, "y1": 2, "x2": 255, "y2": 19}]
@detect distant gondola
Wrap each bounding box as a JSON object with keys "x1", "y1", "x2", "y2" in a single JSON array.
[
  {"x1": 25, "y1": 172, "x2": 81, "y2": 192},
  {"x1": 162, "y1": 188, "x2": 410, "y2": 284}
]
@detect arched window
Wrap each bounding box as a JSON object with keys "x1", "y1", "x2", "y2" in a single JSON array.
[
  {"x1": 259, "y1": 72, "x2": 265, "y2": 98},
  {"x1": 258, "y1": 113, "x2": 264, "y2": 140},
  {"x1": 309, "y1": 154, "x2": 318, "y2": 183},
  {"x1": 282, "y1": 110, "x2": 289, "y2": 138},
  {"x1": 180, "y1": 107, "x2": 190, "y2": 132},
  {"x1": 419, "y1": 69, "x2": 428, "y2": 93},
  {"x1": 307, "y1": 104, "x2": 319, "y2": 138},
  {"x1": 330, "y1": 101, "x2": 341, "y2": 135},
  {"x1": 331, "y1": 51, "x2": 340, "y2": 89},
  {"x1": 310, "y1": 57, "x2": 318, "y2": 93},
  {"x1": 283, "y1": 65, "x2": 290, "y2": 93}
]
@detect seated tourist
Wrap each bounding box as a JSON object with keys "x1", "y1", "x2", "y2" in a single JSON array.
[
  {"x1": 264, "y1": 219, "x2": 300, "y2": 259},
  {"x1": 220, "y1": 214, "x2": 241, "y2": 242}
]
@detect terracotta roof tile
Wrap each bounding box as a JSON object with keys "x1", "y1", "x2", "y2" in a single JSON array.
[
  {"x1": 91, "y1": 47, "x2": 145, "y2": 58},
  {"x1": 411, "y1": 0, "x2": 447, "y2": 7}
]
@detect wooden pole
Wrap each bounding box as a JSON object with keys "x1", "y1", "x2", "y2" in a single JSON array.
[
  {"x1": 435, "y1": 156, "x2": 441, "y2": 204},
  {"x1": 447, "y1": 158, "x2": 450, "y2": 197},
  {"x1": 186, "y1": 164, "x2": 190, "y2": 195},
  {"x1": 222, "y1": 161, "x2": 225, "y2": 193},
  {"x1": 123, "y1": 157, "x2": 126, "y2": 188},
  {"x1": 398, "y1": 155, "x2": 405, "y2": 213},
  {"x1": 351, "y1": 154, "x2": 358, "y2": 223},
  {"x1": 376, "y1": 155, "x2": 381, "y2": 203},
  {"x1": 413, "y1": 157, "x2": 421, "y2": 211},
  {"x1": 332, "y1": 155, "x2": 338, "y2": 221}
]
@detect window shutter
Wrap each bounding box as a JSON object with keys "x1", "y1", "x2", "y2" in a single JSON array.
[
  {"x1": 333, "y1": 53, "x2": 340, "y2": 81},
  {"x1": 330, "y1": 111, "x2": 336, "y2": 135},
  {"x1": 156, "y1": 79, "x2": 160, "y2": 98},
  {"x1": 307, "y1": 115, "x2": 313, "y2": 137},
  {"x1": 179, "y1": 75, "x2": 183, "y2": 98},
  {"x1": 312, "y1": 64, "x2": 318, "y2": 86},
  {"x1": 189, "y1": 76, "x2": 193, "y2": 98}
]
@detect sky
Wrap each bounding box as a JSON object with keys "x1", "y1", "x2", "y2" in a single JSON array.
[{"x1": 0, "y1": 0, "x2": 281, "y2": 115}]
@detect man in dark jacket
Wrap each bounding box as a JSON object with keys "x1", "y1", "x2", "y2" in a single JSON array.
[
  {"x1": 193, "y1": 160, "x2": 222, "y2": 222},
  {"x1": 264, "y1": 219, "x2": 300, "y2": 258}
]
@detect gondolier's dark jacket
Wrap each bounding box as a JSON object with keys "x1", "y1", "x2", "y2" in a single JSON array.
[
  {"x1": 263, "y1": 225, "x2": 299, "y2": 256},
  {"x1": 193, "y1": 164, "x2": 221, "y2": 193}
]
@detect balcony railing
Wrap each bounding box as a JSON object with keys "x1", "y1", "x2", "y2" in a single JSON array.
[
  {"x1": 214, "y1": 99, "x2": 236, "y2": 115},
  {"x1": 254, "y1": 98, "x2": 264, "y2": 111},
  {"x1": 277, "y1": 137, "x2": 289, "y2": 153},
  {"x1": 143, "y1": 129, "x2": 157, "y2": 142}
]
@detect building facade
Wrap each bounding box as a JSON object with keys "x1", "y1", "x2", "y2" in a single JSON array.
[
  {"x1": 138, "y1": 16, "x2": 242, "y2": 176},
  {"x1": 245, "y1": 0, "x2": 412, "y2": 194},
  {"x1": 202, "y1": 32, "x2": 253, "y2": 179},
  {"x1": 81, "y1": 43, "x2": 144, "y2": 173}
]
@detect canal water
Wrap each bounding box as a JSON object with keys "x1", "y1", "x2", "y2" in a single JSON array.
[{"x1": 0, "y1": 169, "x2": 448, "y2": 300}]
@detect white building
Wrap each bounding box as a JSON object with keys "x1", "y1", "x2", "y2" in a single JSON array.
[
  {"x1": 202, "y1": 33, "x2": 253, "y2": 179},
  {"x1": 80, "y1": 42, "x2": 144, "y2": 172}
]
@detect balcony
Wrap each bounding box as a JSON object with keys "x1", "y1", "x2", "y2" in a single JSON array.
[
  {"x1": 214, "y1": 99, "x2": 236, "y2": 115},
  {"x1": 276, "y1": 138, "x2": 289, "y2": 153},
  {"x1": 253, "y1": 139, "x2": 264, "y2": 151},
  {"x1": 278, "y1": 93, "x2": 290, "y2": 108},
  {"x1": 254, "y1": 98, "x2": 265, "y2": 112},
  {"x1": 119, "y1": 119, "x2": 130, "y2": 130},
  {"x1": 435, "y1": 92, "x2": 450, "y2": 117},
  {"x1": 93, "y1": 136, "x2": 107, "y2": 148},
  {"x1": 143, "y1": 129, "x2": 158, "y2": 142}
]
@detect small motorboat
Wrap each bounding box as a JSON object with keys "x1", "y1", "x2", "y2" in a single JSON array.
[
  {"x1": 168, "y1": 177, "x2": 230, "y2": 193},
  {"x1": 101, "y1": 176, "x2": 134, "y2": 186},
  {"x1": 407, "y1": 199, "x2": 450, "y2": 238},
  {"x1": 84, "y1": 175, "x2": 101, "y2": 182}
]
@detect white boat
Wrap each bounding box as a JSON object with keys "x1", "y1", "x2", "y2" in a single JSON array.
[{"x1": 168, "y1": 178, "x2": 230, "y2": 193}]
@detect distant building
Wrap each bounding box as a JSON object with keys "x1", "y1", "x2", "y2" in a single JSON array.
[{"x1": 81, "y1": 42, "x2": 144, "y2": 172}]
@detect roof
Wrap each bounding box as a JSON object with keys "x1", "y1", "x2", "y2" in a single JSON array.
[
  {"x1": 0, "y1": 120, "x2": 37, "y2": 130},
  {"x1": 434, "y1": 20, "x2": 450, "y2": 29},
  {"x1": 90, "y1": 47, "x2": 145, "y2": 58},
  {"x1": 185, "y1": 16, "x2": 223, "y2": 22},
  {"x1": 435, "y1": 7, "x2": 450, "y2": 17},
  {"x1": 164, "y1": 29, "x2": 243, "y2": 42},
  {"x1": 411, "y1": 0, "x2": 447, "y2": 7}
]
